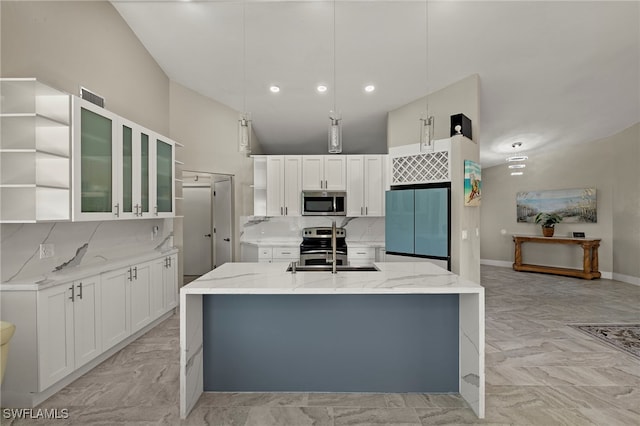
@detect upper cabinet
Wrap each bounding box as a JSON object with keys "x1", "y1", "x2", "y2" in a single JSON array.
[
  {"x1": 72, "y1": 96, "x2": 176, "y2": 221},
  {"x1": 346, "y1": 155, "x2": 385, "y2": 217},
  {"x1": 266, "y1": 155, "x2": 302, "y2": 216},
  {"x1": 0, "y1": 78, "x2": 71, "y2": 223},
  {"x1": 302, "y1": 155, "x2": 346, "y2": 191}
]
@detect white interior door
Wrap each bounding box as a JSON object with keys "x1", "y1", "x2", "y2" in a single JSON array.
[
  {"x1": 183, "y1": 186, "x2": 213, "y2": 275},
  {"x1": 213, "y1": 179, "x2": 233, "y2": 267}
]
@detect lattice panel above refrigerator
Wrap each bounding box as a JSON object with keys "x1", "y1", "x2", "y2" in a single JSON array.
[{"x1": 391, "y1": 151, "x2": 450, "y2": 185}]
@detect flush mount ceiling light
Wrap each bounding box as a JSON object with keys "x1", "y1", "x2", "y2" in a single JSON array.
[
  {"x1": 364, "y1": 85, "x2": 375, "y2": 93},
  {"x1": 317, "y1": 85, "x2": 328, "y2": 93},
  {"x1": 269, "y1": 85, "x2": 280, "y2": 93}
]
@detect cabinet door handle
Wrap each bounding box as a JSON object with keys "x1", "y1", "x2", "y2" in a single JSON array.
[
  {"x1": 77, "y1": 282, "x2": 83, "y2": 300},
  {"x1": 361, "y1": 207, "x2": 363, "y2": 215},
  {"x1": 69, "y1": 285, "x2": 75, "y2": 302},
  {"x1": 320, "y1": 180, "x2": 323, "y2": 189},
  {"x1": 133, "y1": 266, "x2": 138, "y2": 280},
  {"x1": 114, "y1": 203, "x2": 120, "y2": 217},
  {"x1": 164, "y1": 258, "x2": 168, "y2": 268},
  {"x1": 168, "y1": 257, "x2": 172, "y2": 267},
  {"x1": 365, "y1": 206, "x2": 368, "y2": 215},
  {"x1": 280, "y1": 206, "x2": 283, "y2": 215},
  {"x1": 285, "y1": 206, "x2": 288, "y2": 215},
  {"x1": 325, "y1": 180, "x2": 328, "y2": 189},
  {"x1": 128, "y1": 267, "x2": 132, "y2": 281},
  {"x1": 154, "y1": 206, "x2": 158, "y2": 216}
]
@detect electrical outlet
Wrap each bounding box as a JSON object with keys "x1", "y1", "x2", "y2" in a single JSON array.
[{"x1": 40, "y1": 243, "x2": 55, "y2": 259}]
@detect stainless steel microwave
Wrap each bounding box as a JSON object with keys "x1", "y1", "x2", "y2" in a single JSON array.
[{"x1": 301, "y1": 191, "x2": 346, "y2": 216}]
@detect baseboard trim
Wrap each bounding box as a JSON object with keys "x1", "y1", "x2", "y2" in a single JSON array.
[
  {"x1": 480, "y1": 259, "x2": 621, "y2": 281},
  {"x1": 612, "y1": 272, "x2": 640, "y2": 286},
  {"x1": 480, "y1": 259, "x2": 512, "y2": 268}
]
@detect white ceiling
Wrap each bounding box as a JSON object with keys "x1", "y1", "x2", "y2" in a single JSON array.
[{"x1": 112, "y1": 0, "x2": 639, "y2": 167}]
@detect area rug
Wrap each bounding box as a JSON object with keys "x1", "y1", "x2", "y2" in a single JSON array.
[{"x1": 569, "y1": 324, "x2": 640, "y2": 360}]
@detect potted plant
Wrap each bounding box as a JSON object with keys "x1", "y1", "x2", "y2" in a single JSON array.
[{"x1": 534, "y1": 212, "x2": 563, "y2": 237}]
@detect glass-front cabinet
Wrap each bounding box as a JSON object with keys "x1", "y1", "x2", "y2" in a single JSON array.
[
  {"x1": 73, "y1": 97, "x2": 174, "y2": 221},
  {"x1": 153, "y1": 137, "x2": 175, "y2": 217},
  {"x1": 73, "y1": 98, "x2": 118, "y2": 221}
]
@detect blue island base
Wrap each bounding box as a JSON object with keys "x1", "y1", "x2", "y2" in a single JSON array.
[{"x1": 203, "y1": 294, "x2": 459, "y2": 393}]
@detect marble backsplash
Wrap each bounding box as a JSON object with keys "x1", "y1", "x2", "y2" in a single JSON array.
[
  {"x1": 1, "y1": 219, "x2": 173, "y2": 283},
  {"x1": 240, "y1": 216, "x2": 385, "y2": 243}
]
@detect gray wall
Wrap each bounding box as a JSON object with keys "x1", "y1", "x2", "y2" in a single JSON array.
[
  {"x1": 1, "y1": 0, "x2": 170, "y2": 134},
  {"x1": 480, "y1": 122, "x2": 639, "y2": 281},
  {"x1": 169, "y1": 81, "x2": 256, "y2": 263}
]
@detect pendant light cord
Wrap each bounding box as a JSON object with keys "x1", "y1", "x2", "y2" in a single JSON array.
[
  {"x1": 332, "y1": 0, "x2": 336, "y2": 114},
  {"x1": 242, "y1": 0, "x2": 247, "y2": 114}
]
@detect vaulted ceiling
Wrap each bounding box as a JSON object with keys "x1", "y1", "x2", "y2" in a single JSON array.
[{"x1": 113, "y1": 1, "x2": 639, "y2": 167}]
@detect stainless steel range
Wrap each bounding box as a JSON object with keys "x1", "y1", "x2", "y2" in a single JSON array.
[{"x1": 299, "y1": 226, "x2": 348, "y2": 266}]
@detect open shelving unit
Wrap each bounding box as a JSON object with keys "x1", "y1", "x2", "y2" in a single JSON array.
[{"x1": 1, "y1": 78, "x2": 71, "y2": 222}]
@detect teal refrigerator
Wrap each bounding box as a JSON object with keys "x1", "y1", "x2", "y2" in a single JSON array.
[{"x1": 385, "y1": 184, "x2": 451, "y2": 269}]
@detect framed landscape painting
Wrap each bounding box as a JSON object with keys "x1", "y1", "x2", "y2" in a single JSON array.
[{"x1": 516, "y1": 188, "x2": 597, "y2": 223}]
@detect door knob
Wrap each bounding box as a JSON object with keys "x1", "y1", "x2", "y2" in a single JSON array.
[
  {"x1": 204, "y1": 234, "x2": 212, "y2": 237},
  {"x1": 223, "y1": 238, "x2": 230, "y2": 242}
]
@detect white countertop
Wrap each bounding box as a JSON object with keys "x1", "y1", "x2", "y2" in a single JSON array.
[
  {"x1": 1, "y1": 248, "x2": 179, "y2": 291},
  {"x1": 182, "y1": 262, "x2": 483, "y2": 295}
]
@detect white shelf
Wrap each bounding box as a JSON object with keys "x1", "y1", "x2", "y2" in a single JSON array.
[{"x1": 0, "y1": 79, "x2": 71, "y2": 222}]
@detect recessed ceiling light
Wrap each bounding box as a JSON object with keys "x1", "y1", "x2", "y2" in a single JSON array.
[
  {"x1": 510, "y1": 171, "x2": 524, "y2": 176},
  {"x1": 269, "y1": 85, "x2": 280, "y2": 93},
  {"x1": 317, "y1": 85, "x2": 328, "y2": 93},
  {"x1": 508, "y1": 164, "x2": 526, "y2": 169},
  {"x1": 364, "y1": 85, "x2": 375, "y2": 93}
]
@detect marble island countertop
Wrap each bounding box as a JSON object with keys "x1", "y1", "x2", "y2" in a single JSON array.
[{"x1": 182, "y1": 262, "x2": 483, "y2": 295}]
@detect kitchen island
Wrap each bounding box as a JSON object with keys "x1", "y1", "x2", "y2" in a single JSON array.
[{"x1": 180, "y1": 262, "x2": 484, "y2": 419}]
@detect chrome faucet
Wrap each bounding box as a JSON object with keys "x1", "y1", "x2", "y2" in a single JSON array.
[{"x1": 326, "y1": 220, "x2": 337, "y2": 274}]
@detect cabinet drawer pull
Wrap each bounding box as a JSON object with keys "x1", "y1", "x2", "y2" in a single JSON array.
[
  {"x1": 69, "y1": 285, "x2": 75, "y2": 302},
  {"x1": 281, "y1": 251, "x2": 291, "y2": 255},
  {"x1": 77, "y1": 282, "x2": 83, "y2": 300}
]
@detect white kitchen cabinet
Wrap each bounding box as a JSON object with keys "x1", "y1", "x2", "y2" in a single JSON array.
[
  {"x1": 240, "y1": 243, "x2": 299, "y2": 263},
  {"x1": 302, "y1": 155, "x2": 346, "y2": 191},
  {"x1": 130, "y1": 262, "x2": 153, "y2": 333},
  {"x1": 72, "y1": 96, "x2": 176, "y2": 221},
  {"x1": 117, "y1": 118, "x2": 153, "y2": 219},
  {"x1": 272, "y1": 246, "x2": 300, "y2": 262},
  {"x1": 346, "y1": 155, "x2": 385, "y2": 216},
  {"x1": 0, "y1": 251, "x2": 178, "y2": 408},
  {"x1": 37, "y1": 275, "x2": 102, "y2": 391},
  {"x1": 252, "y1": 156, "x2": 267, "y2": 216},
  {"x1": 258, "y1": 247, "x2": 273, "y2": 263},
  {"x1": 101, "y1": 267, "x2": 130, "y2": 349},
  {"x1": 0, "y1": 78, "x2": 71, "y2": 223},
  {"x1": 163, "y1": 253, "x2": 178, "y2": 309},
  {"x1": 266, "y1": 155, "x2": 302, "y2": 216},
  {"x1": 347, "y1": 247, "x2": 376, "y2": 266},
  {"x1": 152, "y1": 136, "x2": 176, "y2": 218}
]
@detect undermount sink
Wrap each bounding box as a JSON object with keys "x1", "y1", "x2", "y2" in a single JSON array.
[{"x1": 286, "y1": 264, "x2": 379, "y2": 272}]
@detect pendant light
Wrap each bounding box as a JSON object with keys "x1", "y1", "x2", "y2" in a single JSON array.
[
  {"x1": 328, "y1": 0, "x2": 342, "y2": 154},
  {"x1": 420, "y1": 0, "x2": 434, "y2": 153},
  {"x1": 238, "y1": 0, "x2": 251, "y2": 154}
]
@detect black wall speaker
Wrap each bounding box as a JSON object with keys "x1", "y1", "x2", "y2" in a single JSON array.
[{"x1": 450, "y1": 113, "x2": 472, "y2": 140}]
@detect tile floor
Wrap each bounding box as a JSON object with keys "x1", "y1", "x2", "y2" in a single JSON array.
[{"x1": 3, "y1": 265, "x2": 639, "y2": 425}]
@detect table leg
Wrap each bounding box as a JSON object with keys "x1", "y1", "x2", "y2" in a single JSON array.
[
  {"x1": 592, "y1": 244, "x2": 599, "y2": 273},
  {"x1": 582, "y1": 244, "x2": 592, "y2": 276},
  {"x1": 514, "y1": 241, "x2": 522, "y2": 266}
]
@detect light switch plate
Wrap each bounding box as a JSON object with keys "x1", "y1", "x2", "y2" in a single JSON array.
[{"x1": 461, "y1": 230, "x2": 468, "y2": 240}]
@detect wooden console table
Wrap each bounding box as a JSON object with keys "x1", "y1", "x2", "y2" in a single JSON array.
[{"x1": 512, "y1": 235, "x2": 601, "y2": 280}]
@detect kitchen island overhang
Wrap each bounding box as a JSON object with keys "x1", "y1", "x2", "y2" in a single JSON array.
[{"x1": 180, "y1": 262, "x2": 485, "y2": 419}]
